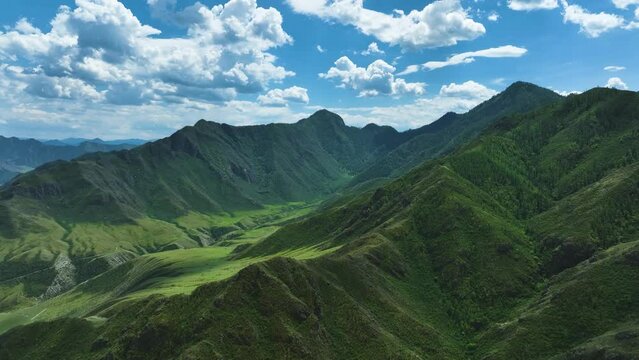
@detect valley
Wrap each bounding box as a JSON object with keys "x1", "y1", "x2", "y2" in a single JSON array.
[{"x1": 1, "y1": 84, "x2": 638, "y2": 359}]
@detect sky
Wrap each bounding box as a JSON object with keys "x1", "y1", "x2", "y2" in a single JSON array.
[{"x1": 0, "y1": 0, "x2": 637, "y2": 140}]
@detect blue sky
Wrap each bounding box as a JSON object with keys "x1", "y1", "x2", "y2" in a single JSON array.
[{"x1": 0, "y1": 0, "x2": 637, "y2": 139}]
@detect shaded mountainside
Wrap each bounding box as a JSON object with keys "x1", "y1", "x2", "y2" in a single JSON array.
[
  {"x1": 350, "y1": 81, "x2": 563, "y2": 188},
  {"x1": 2, "y1": 110, "x2": 404, "y2": 224},
  {"x1": 4, "y1": 85, "x2": 639, "y2": 359},
  {"x1": 235, "y1": 87, "x2": 639, "y2": 358},
  {"x1": 0, "y1": 136, "x2": 137, "y2": 184},
  {"x1": 0, "y1": 110, "x2": 409, "y2": 311},
  {"x1": 0, "y1": 84, "x2": 564, "y2": 313}
]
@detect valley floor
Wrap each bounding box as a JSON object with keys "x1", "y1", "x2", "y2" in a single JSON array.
[{"x1": 0, "y1": 201, "x2": 338, "y2": 334}]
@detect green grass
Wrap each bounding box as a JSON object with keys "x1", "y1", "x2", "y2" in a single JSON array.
[
  {"x1": 3, "y1": 86, "x2": 639, "y2": 359},
  {"x1": 0, "y1": 201, "x2": 327, "y2": 334}
]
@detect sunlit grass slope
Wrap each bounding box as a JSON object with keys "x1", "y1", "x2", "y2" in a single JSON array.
[{"x1": 3, "y1": 85, "x2": 639, "y2": 359}]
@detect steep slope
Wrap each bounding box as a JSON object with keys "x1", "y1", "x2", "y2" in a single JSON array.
[
  {"x1": 231, "y1": 87, "x2": 639, "y2": 357},
  {"x1": 4, "y1": 85, "x2": 636, "y2": 359},
  {"x1": 2, "y1": 110, "x2": 401, "y2": 222},
  {"x1": 0, "y1": 136, "x2": 136, "y2": 184},
  {"x1": 0, "y1": 110, "x2": 405, "y2": 309},
  {"x1": 350, "y1": 82, "x2": 563, "y2": 188}
]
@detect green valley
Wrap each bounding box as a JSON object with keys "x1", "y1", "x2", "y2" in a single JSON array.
[{"x1": 1, "y1": 83, "x2": 639, "y2": 359}]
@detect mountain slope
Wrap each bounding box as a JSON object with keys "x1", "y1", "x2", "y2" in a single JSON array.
[
  {"x1": 228, "y1": 86, "x2": 639, "y2": 357},
  {"x1": 0, "y1": 86, "x2": 562, "y2": 312},
  {"x1": 4, "y1": 85, "x2": 636, "y2": 359},
  {"x1": 0, "y1": 110, "x2": 408, "y2": 310},
  {"x1": 2, "y1": 110, "x2": 403, "y2": 223},
  {"x1": 349, "y1": 82, "x2": 563, "y2": 188}
]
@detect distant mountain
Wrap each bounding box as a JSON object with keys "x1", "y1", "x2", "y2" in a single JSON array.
[
  {"x1": 0, "y1": 137, "x2": 138, "y2": 184},
  {"x1": 42, "y1": 138, "x2": 149, "y2": 147},
  {"x1": 3, "y1": 86, "x2": 638, "y2": 359}
]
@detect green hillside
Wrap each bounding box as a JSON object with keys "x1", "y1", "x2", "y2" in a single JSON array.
[
  {"x1": 349, "y1": 81, "x2": 563, "y2": 188},
  {"x1": 0, "y1": 110, "x2": 410, "y2": 309},
  {"x1": 2, "y1": 84, "x2": 638, "y2": 359},
  {"x1": 0, "y1": 86, "x2": 556, "y2": 315}
]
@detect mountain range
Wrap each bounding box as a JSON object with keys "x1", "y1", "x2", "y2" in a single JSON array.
[
  {"x1": 40, "y1": 138, "x2": 148, "y2": 147},
  {"x1": 1, "y1": 82, "x2": 638, "y2": 359},
  {"x1": 0, "y1": 138, "x2": 144, "y2": 185}
]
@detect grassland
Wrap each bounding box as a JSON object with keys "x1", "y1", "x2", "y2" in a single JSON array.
[
  {"x1": 0, "y1": 201, "x2": 335, "y2": 334},
  {"x1": 3, "y1": 86, "x2": 639, "y2": 359}
]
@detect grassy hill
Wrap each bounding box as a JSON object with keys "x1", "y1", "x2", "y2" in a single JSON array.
[
  {"x1": 0, "y1": 110, "x2": 411, "y2": 312},
  {"x1": 3, "y1": 84, "x2": 638, "y2": 359},
  {"x1": 0, "y1": 87, "x2": 558, "y2": 315}
]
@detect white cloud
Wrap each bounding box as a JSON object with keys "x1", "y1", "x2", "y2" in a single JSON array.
[
  {"x1": 556, "y1": 89, "x2": 582, "y2": 96},
  {"x1": 320, "y1": 56, "x2": 425, "y2": 97},
  {"x1": 316, "y1": 45, "x2": 325, "y2": 53},
  {"x1": 508, "y1": 0, "x2": 558, "y2": 11},
  {"x1": 439, "y1": 81, "x2": 498, "y2": 99},
  {"x1": 605, "y1": 77, "x2": 628, "y2": 90},
  {"x1": 488, "y1": 12, "x2": 500, "y2": 21},
  {"x1": 560, "y1": 1, "x2": 625, "y2": 37},
  {"x1": 286, "y1": 0, "x2": 486, "y2": 49},
  {"x1": 361, "y1": 42, "x2": 384, "y2": 56},
  {"x1": 0, "y1": 65, "x2": 310, "y2": 139},
  {"x1": 636, "y1": 7, "x2": 639, "y2": 18},
  {"x1": 604, "y1": 65, "x2": 626, "y2": 72},
  {"x1": 0, "y1": 0, "x2": 294, "y2": 105},
  {"x1": 257, "y1": 86, "x2": 310, "y2": 106},
  {"x1": 612, "y1": 0, "x2": 639, "y2": 9},
  {"x1": 399, "y1": 45, "x2": 527, "y2": 75},
  {"x1": 334, "y1": 81, "x2": 497, "y2": 129}
]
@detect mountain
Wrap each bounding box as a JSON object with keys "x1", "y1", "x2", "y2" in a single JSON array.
[
  {"x1": 0, "y1": 84, "x2": 563, "y2": 314},
  {"x1": 3, "y1": 110, "x2": 405, "y2": 222},
  {"x1": 42, "y1": 138, "x2": 148, "y2": 147},
  {"x1": 2, "y1": 86, "x2": 637, "y2": 359},
  {"x1": 0, "y1": 137, "x2": 138, "y2": 184},
  {"x1": 0, "y1": 110, "x2": 412, "y2": 310},
  {"x1": 349, "y1": 81, "x2": 563, "y2": 188}
]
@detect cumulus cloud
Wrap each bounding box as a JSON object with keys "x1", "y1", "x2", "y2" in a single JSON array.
[
  {"x1": 361, "y1": 42, "x2": 384, "y2": 56},
  {"x1": 0, "y1": 62, "x2": 310, "y2": 139},
  {"x1": 508, "y1": 0, "x2": 558, "y2": 11},
  {"x1": 612, "y1": 0, "x2": 639, "y2": 9},
  {"x1": 333, "y1": 81, "x2": 497, "y2": 129},
  {"x1": 556, "y1": 90, "x2": 582, "y2": 96},
  {"x1": 606, "y1": 77, "x2": 628, "y2": 90},
  {"x1": 320, "y1": 56, "x2": 425, "y2": 97},
  {"x1": 604, "y1": 65, "x2": 626, "y2": 72},
  {"x1": 285, "y1": 0, "x2": 485, "y2": 49},
  {"x1": 0, "y1": 0, "x2": 294, "y2": 105},
  {"x1": 488, "y1": 12, "x2": 500, "y2": 21},
  {"x1": 399, "y1": 45, "x2": 527, "y2": 75},
  {"x1": 560, "y1": 1, "x2": 626, "y2": 37},
  {"x1": 257, "y1": 86, "x2": 310, "y2": 106}
]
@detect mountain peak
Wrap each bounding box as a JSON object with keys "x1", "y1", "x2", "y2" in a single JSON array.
[
  {"x1": 503, "y1": 81, "x2": 549, "y2": 94},
  {"x1": 471, "y1": 81, "x2": 562, "y2": 115},
  {"x1": 302, "y1": 109, "x2": 346, "y2": 127}
]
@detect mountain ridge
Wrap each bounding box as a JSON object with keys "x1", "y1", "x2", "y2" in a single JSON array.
[
  {"x1": 347, "y1": 81, "x2": 563, "y2": 188},
  {"x1": 5, "y1": 82, "x2": 636, "y2": 360},
  {"x1": 0, "y1": 136, "x2": 139, "y2": 185}
]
